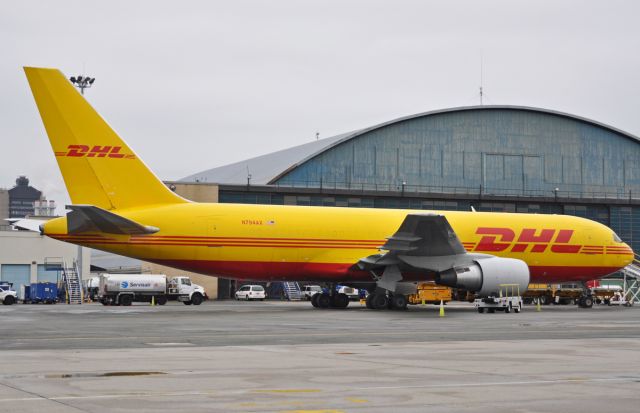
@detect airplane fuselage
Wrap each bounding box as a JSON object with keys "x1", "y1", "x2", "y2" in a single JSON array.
[{"x1": 44, "y1": 202, "x2": 633, "y2": 284}]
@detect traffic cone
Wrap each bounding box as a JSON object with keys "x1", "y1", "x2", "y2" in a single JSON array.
[
  {"x1": 151, "y1": 296, "x2": 155, "y2": 306},
  {"x1": 439, "y1": 300, "x2": 445, "y2": 317},
  {"x1": 536, "y1": 298, "x2": 541, "y2": 312},
  {"x1": 421, "y1": 298, "x2": 426, "y2": 306}
]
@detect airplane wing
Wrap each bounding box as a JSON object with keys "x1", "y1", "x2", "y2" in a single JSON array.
[
  {"x1": 358, "y1": 213, "x2": 485, "y2": 273},
  {"x1": 5, "y1": 218, "x2": 45, "y2": 232},
  {"x1": 66, "y1": 205, "x2": 159, "y2": 235}
]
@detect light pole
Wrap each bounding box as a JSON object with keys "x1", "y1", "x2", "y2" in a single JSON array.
[{"x1": 69, "y1": 75, "x2": 95, "y2": 94}]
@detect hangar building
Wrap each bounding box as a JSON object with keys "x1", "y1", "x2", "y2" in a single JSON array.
[{"x1": 167, "y1": 105, "x2": 640, "y2": 297}]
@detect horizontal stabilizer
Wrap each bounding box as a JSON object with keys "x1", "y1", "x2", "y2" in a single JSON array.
[
  {"x1": 5, "y1": 218, "x2": 45, "y2": 233},
  {"x1": 67, "y1": 205, "x2": 159, "y2": 235}
]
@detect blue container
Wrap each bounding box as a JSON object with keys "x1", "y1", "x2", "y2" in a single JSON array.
[{"x1": 29, "y1": 282, "x2": 58, "y2": 304}]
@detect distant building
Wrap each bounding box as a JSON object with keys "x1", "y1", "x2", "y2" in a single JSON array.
[
  {"x1": 0, "y1": 189, "x2": 8, "y2": 225},
  {"x1": 8, "y1": 176, "x2": 42, "y2": 218}
]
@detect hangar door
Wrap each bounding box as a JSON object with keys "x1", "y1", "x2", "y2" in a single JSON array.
[
  {"x1": 1, "y1": 264, "x2": 30, "y2": 297},
  {"x1": 37, "y1": 264, "x2": 59, "y2": 283},
  {"x1": 483, "y1": 154, "x2": 543, "y2": 192}
]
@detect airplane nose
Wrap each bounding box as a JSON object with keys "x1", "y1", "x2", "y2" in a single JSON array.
[{"x1": 622, "y1": 243, "x2": 634, "y2": 267}]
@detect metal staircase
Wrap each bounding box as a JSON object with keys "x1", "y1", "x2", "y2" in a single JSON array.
[
  {"x1": 283, "y1": 282, "x2": 302, "y2": 301},
  {"x1": 62, "y1": 260, "x2": 83, "y2": 304},
  {"x1": 621, "y1": 255, "x2": 640, "y2": 304}
]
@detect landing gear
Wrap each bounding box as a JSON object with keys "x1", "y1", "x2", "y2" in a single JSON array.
[
  {"x1": 578, "y1": 295, "x2": 594, "y2": 308},
  {"x1": 389, "y1": 293, "x2": 408, "y2": 310},
  {"x1": 312, "y1": 291, "x2": 349, "y2": 309},
  {"x1": 578, "y1": 283, "x2": 594, "y2": 308},
  {"x1": 366, "y1": 292, "x2": 388, "y2": 310}
]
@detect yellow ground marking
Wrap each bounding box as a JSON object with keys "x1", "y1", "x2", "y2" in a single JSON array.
[{"x1": 253, "y1": 389, "x2": 322, "y2": 394}]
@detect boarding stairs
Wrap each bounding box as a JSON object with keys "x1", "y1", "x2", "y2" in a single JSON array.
[
  {"x1": 620, "y1": 255, "x2": 640, "y2": 304},
  {"x1": 62, "y1": 260, "x2": 83, "y2": 304},
  {"x1": 283, "y1": 281, "x2": 302, "y2": 301}
]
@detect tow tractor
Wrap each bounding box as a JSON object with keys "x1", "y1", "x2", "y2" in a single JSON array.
[{"x1": 475, "y1": 284, "x2": 523, "y2": 314}]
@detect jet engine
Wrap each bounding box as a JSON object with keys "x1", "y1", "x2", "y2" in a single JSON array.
[{"x1": 436, "y1": 257, "x2": 530, "y2": 297}]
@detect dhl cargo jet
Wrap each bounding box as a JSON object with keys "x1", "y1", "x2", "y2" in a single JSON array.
[{"x1": 22, "y1": 67, "x2": 634, "y2": 310}]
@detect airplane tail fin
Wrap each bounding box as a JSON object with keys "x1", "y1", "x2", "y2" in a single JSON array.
[{"x1": 23, "y1": 67, "x2": 186, "y2": 210}]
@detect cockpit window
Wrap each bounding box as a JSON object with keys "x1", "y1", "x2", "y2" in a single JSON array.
[{"x1": 612, "y1": 232, "x2": 622, "y2": 243}]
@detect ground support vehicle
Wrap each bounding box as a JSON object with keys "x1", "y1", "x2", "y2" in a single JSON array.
[
  {"x1": 28, "y1": 282, "x2": 58, "y2": 304},
  {"x1": 98, "y1": 274, "x2": 206, "y2": 306},
  {"x1": 301, "y1": 285, "x2": 322, "y2": 300},
  {"x1": 522, "y1": 284, "x2": 554, "y2": 305},
  {"x1": 608, "y1": 291, "x2": 634, "y2": 307},
  {"x1": 408, "y1": 283, "x2": 452, "y2": 305},
  {"x1": 0, "y1": 282, "x2": 17, "y2": 305},
  {"x1": 475, "y1": 284, "x2": 523, "y2": 314},
  {"x1": 592, "y1": 285, "x2": 623, "y2": 305},
  {"x1": 337, "y1": 285, "x2": 360, "y2": 301},
  {"x1": 235, "y1": 285, "x2": 266, "y2": 301}
]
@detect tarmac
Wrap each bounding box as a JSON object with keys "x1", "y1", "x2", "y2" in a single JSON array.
[{"x1": 0, "y1": 300, "x2": 639, "y2": 412}]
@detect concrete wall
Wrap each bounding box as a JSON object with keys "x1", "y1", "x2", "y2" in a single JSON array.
[
  {"x1": 0, "y1": 230, "x2": 91, "y2": 293},
  {"x1": 169, "y1": 183, "x2": 219, "y2": 203}
]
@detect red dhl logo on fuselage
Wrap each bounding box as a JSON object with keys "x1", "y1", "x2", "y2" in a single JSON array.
[
  {"x1": 465, "y1": 227, "x2": 630, "y2": 255},
  {"x1": 55, "y1": 145, "x2": 135, "y2": 159}
]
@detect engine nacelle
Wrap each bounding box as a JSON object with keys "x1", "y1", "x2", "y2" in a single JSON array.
[{"x1": 437, "y1": 257, "x2": 530, "y2": 297}]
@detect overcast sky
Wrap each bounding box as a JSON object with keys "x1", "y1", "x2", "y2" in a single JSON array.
[{"x1": 2, "y1": 0, "x2": 640, "y2": 210}]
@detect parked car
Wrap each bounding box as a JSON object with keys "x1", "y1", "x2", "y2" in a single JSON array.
[
  {"x1": 235, "y1": 285, "x2": 266, "y2": 301},
  {"x1": 301, "y1": 285, "x2": 323, "y2": 300}
]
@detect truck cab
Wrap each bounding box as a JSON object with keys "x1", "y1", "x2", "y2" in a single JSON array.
[
  {"x1": 0, "y1": 282, "x2": 17, "y2": 305},
  {"x1": 168, "y1": 277, "x2": 207, "y2": 305}
]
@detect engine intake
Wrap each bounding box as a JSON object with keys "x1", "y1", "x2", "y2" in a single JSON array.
[{"x1": 437, "y1": 257, "x2": 530, "y2": 296}]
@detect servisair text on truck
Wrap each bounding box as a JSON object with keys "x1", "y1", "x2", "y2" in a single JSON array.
[{"x1": 98, "y1": 274, "x2": 206, "y2": 306}]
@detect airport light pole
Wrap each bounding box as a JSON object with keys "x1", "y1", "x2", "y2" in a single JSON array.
[{"x1": 69, "y1": 75, "x2": 95, "y2": 94}]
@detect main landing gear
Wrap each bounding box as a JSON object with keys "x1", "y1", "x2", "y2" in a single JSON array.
[
  {"x1": 365, "y1": 290, "x2": 408, "y2": 311},
  {"x1": 310, "y1": 288, "x2": 350, "y2": 309}
]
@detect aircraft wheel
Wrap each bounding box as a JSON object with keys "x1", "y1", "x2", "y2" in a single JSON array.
[
  {"x1": 311, "y1": 293, "x2": 320, "y2": 308},
  {"x1": 331, "y1": 293, "x2": 349, "y2": 309},
  {"x1": 365, "y1": 294, "x2": 374, "y2": 309},
  {"x1": 369, "y1": 293, "x2": 388, "y2": 310},
  {"x1": 389, "y1": 294, "x2": 408, "y2": 310},
  {"x1": 317, "y1": 293, "x2": 331, "y2": 309}
]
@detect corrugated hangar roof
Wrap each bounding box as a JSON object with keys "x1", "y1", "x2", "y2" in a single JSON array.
[{"x1": 180, "y1": 105, "x2": 640, "y2": 185}]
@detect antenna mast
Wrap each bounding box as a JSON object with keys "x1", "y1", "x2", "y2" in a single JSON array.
[{"x1": 479, "y1": 53, "x2": 484, "y2": 105}]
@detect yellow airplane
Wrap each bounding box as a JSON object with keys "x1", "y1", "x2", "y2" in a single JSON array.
[{"x1": 23, "y1": 67, "x2": 634, "y2": 310}]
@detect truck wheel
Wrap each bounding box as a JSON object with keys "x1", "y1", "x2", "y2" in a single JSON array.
[
  {"x1": 191, "y1": 293, "x2": 203, "y2": 306},
  {"x1": 3, "y1": 296, "x2": 15, "y2": 305},
  {"x1": 477, "y1": 307, "x2": 485, "y2": 313},
  {"x1": 488, "y1": 308, "x2": 495, "y2": 313},
  {"x1": 156, "y1": 295, "x2": 167, "y2": 306},
  {"x1": 183, "y1": 300, "x2": 192, "y2": 305},
  {"x1": 119, "y1": 295, "x2": 133, "y2": 306}
]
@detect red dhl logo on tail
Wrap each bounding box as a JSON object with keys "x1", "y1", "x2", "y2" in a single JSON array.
[
  {"x1": 55, "y1": 145, "x2": 135, "y2": 159},
  {"x1": 473, "y1": 227, "x2": 580, "y2": 253}
]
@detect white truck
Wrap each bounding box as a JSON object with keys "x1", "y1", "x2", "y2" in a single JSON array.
[
  {"x1": 98, "y1": 274, "x2": 206, "y2": 306},
  {"x1": 0, "y1": 282, "x2": 17, "y2": 305}
]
